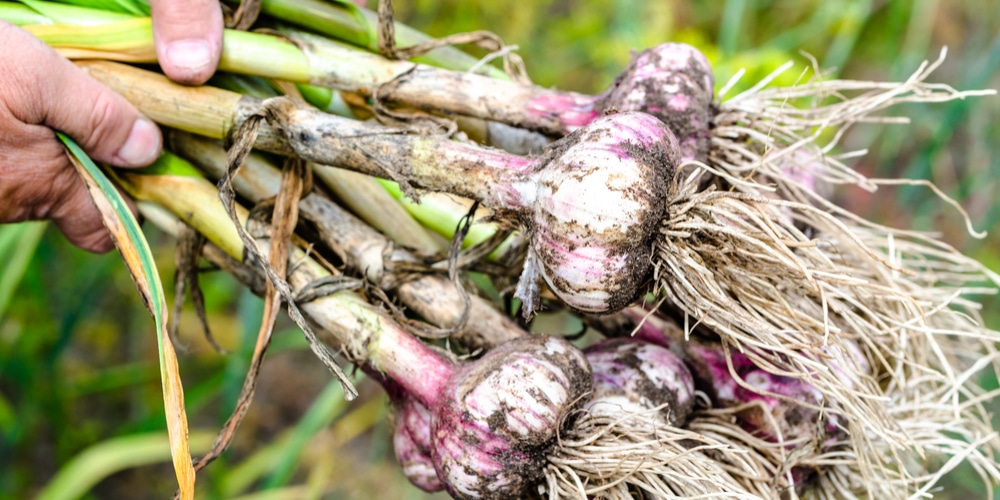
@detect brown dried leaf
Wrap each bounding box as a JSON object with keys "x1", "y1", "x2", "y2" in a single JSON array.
[
  {"x1": 171, "y1": 226, "x2": 225, "y2": 353},
  {"x1": 222, "y1": 0, "x2": 262, "y2": 30},
  {"x1": 196, "y1": 154, "x2": 318, "y2": 471},
  {"x1": 219, "y1": 107, "x2": 357, "y2": 399}
]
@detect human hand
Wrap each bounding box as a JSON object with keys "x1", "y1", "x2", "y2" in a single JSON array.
[
  {"x1": 0, "y1": 1, "x2": 223, "y2": 253},
  {"x1": 0, "y1": 22, "x2": 162, "y2": 253}
]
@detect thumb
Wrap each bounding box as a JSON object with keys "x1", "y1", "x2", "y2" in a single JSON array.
[
  {"x1": 2, "y1": 22, "x2": 162, "y2": 168},
  {"x1": 150, "y1": 0, "x2": 224, "y2": 85},
  {"x1": 1, "y1": 23, "x2": 157, "y2": 253},
  {"x1": 43, "y1": 74, "x2": 163, "y2": 168}
]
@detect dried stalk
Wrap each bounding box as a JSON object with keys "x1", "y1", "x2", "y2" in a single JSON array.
[{"x1": 167, "y1": 130, "x2": 522, "y2": 350}]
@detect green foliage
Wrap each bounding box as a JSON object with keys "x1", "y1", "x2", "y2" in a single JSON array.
[
  {"x1": 37, "y1": 432, "x2": 215, "y2": 500},
  {"x1": 52, "y1": 0, "x2": 147, "y2": 16},
  {"x1": 0, "y1": 222, "x2": 46, "y2": 319}
]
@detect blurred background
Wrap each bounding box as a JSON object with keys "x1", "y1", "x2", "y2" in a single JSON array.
[{"x1": 1, "y1": 0, "x2": 998, "y2": 498}]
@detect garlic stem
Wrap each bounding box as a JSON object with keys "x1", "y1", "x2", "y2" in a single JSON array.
[
  {"x1": 167, "y1": 131, "x2": 523, "y2": 349},
  {"x1": 128, "y1": 159, "x2": 593, "y2": 499},
  {"x1": 84, "y1": 61, "x2": 680, "y2": 315}
]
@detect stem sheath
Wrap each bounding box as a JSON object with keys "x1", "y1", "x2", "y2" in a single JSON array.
[{"x1": 122, "y1": 162, "x2": 455, "y2": 407}]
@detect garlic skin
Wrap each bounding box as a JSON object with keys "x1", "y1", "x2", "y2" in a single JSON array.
[
  {"x1": 584, "y1": 338, "x2": 696, "y2": 426},
  {"x1": 392, "y1": 394, "x2": 443, "y2": 492},
  {"x1": 600, "y1": 43, "x2": 715, "y2": 162},
  {"x1": 524, "y1": 92, "x2": 601, "y2": 132},
  {"x1": 689, "y1": 341, "x2": 822, "y2": 442},
  {"x1": 519, "y1": 112, "x2": 679, "y2": 316},
  {"x1": 621, "y1": 307, "x2": 866, "y2": 448},
  {"x1": 430, "y1": 335, "x2": 592, "y2": 499},
  {"x1": 687, "y1": 340, "x2": 866, "y2": 445}
]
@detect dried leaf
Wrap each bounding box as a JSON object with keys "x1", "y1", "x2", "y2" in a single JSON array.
[
  {"x1": 194, "y1": 156, "x2": 308, "y2": 471},
  {"x1": 219, "y1": 108, "x2": 357, "y2": 399},
  {"x1": 222, "y1": 0, "x2": 261, "y2": 30},
  {"x1": 171, "y1": 226, "x2": 224, "y2": 353},
  {"x1": 59, "y1": 133, "x2": 195, "y2": 500}
]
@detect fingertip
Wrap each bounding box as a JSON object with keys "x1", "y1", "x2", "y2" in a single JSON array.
[
  {"x1": 112, "y1": 117, "x2": 163, "y2": 167},
  {"x1": 37, "y1": 64, "x2": 162, "y2": 168},
  {"x1": 150, "y1": 0, "x2": 224, "y2": 85},
  {"x1": 160, "y1": 38, "x2": 219, "y2": 85}
]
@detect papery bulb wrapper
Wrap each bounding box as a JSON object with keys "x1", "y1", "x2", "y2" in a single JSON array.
[
  {"x1": 430, "y1": 335, "x2": 592, "y2": 499},
  {"x1": 392, "y1": 395, "x2": 443, "y2": 492},
  {"x1": 523, "y1": 112, "x2": 678, "y2": 315},
  {"x1": 584, "y1": 338, "x2": 695, "y2": 426},
  {"x1": 600, "y1": 43, "x2": 715, "y2": 162}
]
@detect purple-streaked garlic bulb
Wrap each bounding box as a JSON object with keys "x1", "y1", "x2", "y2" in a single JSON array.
[
  {"x1": 247, "y1": 103, "x2": 680, "y2": 315},
  {"x1": 429, "y1": 335, "x2": 592, "y2": 499},
  {"x1": 619, "y1": 307, "x2": 867, "y2": 444},
  {"x1": 516, "y1": 112, "x2": 678, "y2": 315},
  {"x1": 388, "y1": 386, "x2": 443, "y2": 492},
  {"x1": 690, "y1": 344, "x2": 827, "y2": 442},
  {"x1": 686, "y1": 339, "x2": 868, "y2": 444},
  {"x1": 598, "y1": 43, "x2": 715, "y2": 162},
  {"x1": 516, "y1": 43, "x2": 714, "y2": 162},
  {"x1": 584, "y1": 338, "x2": 696, "y2": 426},
  {"x1": 354, "y1": 308, "x2": 591, "y2": 498}
]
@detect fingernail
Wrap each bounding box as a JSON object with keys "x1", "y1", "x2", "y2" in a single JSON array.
[
  {"x1": 115, "y1": 118, "x2": 162, "y2": 166},
  {"x1": 164, "y1": 39, "x2": 213, "y2": 69}
]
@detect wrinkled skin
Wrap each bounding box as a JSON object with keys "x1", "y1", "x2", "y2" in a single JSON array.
[{"x1": 0, "y1": 0, "x2": 220, "y2": 251}]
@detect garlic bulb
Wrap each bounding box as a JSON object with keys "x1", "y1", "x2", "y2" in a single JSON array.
[
  {"x1": 600, "y1": 43, "x2": 715, "y2": 162},
  {"x1": 518, "y1": 111, "x2": 679, "y2": 315},
  {"x1": 431, "y1": 335, "x2": 592, "y2": 499},
  {"x1": 390, "y1": 390, "x2": 442, "y2": 492},
  {"x1": 584, "y1": 338, "x2": 695, "y2": 425}
]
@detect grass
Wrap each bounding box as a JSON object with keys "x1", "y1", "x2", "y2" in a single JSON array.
[{"x1": 0, "y1": 0, "x2": 997, "y2": 498}]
